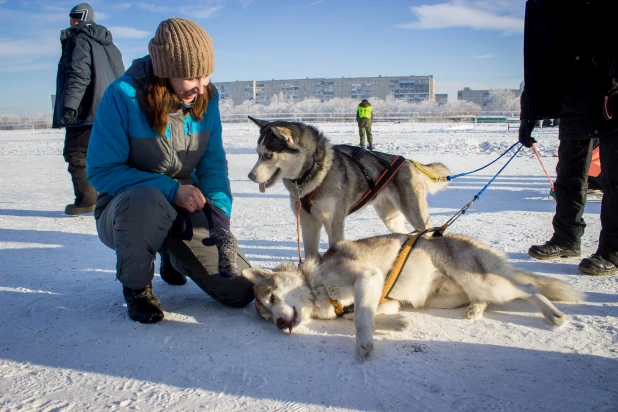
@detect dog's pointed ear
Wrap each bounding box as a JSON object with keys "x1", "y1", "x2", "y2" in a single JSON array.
[
  {"x1": 271, "y1": 126, "x2": 295, "y2": 146},
  {"x1": 241, "y1": 268, "x2": 273, "y2": 284},
  {"x1": 248, "y1": 116, "x2": 270, "y2": 128}
]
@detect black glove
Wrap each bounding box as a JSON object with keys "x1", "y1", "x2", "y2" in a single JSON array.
[
  {"x1": 518, "y1": 120, "x2": 537, "y2": 148},
  {"x1": 170, "y1": 208, "x2": 194, "y2": 241},
  {"x1": 61, "y1": 108, "x2": 76, "y2": 125},
  {"x1": 202, "y1": 200, "x2": 238, "y2": 278}
]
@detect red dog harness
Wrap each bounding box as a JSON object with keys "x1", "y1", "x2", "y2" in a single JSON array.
[{"x1": 300, "y1": 145, "x2": 407, "y2": 215}]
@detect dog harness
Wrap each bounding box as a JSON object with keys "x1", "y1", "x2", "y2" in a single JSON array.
[
  {"x1": 300, "y1": 145, "x2": 407, "y2": 215},
  {"x1": 330, "y1": 231, "x2": 424, "y2": 316}
]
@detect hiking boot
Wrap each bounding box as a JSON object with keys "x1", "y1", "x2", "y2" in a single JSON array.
[
  {"x1": 528, "y1": 241, "x2": 580, "y2": 260},
  {"x1": 367, "y1": 143, "x2": 374, "y2": 150},
  {"x1": 65, "y1": 203, "x2": 95, "y2": 215},
  {"x1": 123, "y1": 285, "x2": 164, "y2": 323},
  {"x1": 159, "y1": 252, "x2": 187, "y2": 286},
  {"x1": 578, "y1": 254, "x2": 618, "y2": 276}
]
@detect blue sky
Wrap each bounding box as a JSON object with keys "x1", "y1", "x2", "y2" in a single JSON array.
[{"x1": 0, "y1": 0, "x2": 525, "y2": 115}]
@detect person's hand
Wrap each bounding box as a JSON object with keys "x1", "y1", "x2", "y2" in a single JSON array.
[
  {"x1": 174, "y1": 185, "x2": 206, "y2": 213},
  {"x1": 518, "y1": 120, "x2": 537, "y2": 148},
  {"x1": 61, "y1": 108, "x2": 76, "y2": 125}
]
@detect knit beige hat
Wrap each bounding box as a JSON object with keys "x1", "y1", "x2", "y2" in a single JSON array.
[{"x1": 148, "y1": 18, "x2": 215, "y2": 79}]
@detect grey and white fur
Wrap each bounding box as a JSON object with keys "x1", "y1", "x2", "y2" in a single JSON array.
[
  {"x1": 242, "y1": 233, "x2": 584, "y2": 361},
  {"x1": 247, "y1": 117, "x2": 450, "y2": 256}
]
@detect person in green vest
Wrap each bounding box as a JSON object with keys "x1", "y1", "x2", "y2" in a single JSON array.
[{"x1": 356, "y1": 99, "x2": 374, "y2": 149}]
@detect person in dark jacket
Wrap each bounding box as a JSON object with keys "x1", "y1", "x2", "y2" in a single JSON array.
[
  {"x1": 356, "y1": 99, "x2": 374, "y2": 149},
  {"x1": 519, "y1": 0, "x2": 618, "y2": 275},
  {"x1": 53, "y1": 3, "x2": 124, "y2": 215},
  {"x1": 87, "y1": 18, "x2": 254, "y2": 323}
]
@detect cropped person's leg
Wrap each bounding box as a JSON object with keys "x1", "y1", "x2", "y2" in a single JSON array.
[
  {"x1": 359, "y1": 127, "x2": 366, "y2": 148},
  {"x1": 63, "y1": 125, "x2": 98, "y2": 214},
  {"x1": 552, "y1": 139, "x2": 592, "y2": 248},
  {"x1": 579, "y1": 134, "x2": 618, "y2": 275},
  {"x1": 96, "y1": 186, "x2": 177, "y2": 322},
  {"x1": 528, "y1": 139, "x2": 591, "y2": 260}
]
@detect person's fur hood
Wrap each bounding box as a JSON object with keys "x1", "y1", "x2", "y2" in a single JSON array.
[{"x1": 358, "y1": 100, "x2": 372, "y2": 107}]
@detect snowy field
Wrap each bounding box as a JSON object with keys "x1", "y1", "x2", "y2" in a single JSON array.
[{"x1": 1, "y1": 121, "x2": 617, "y2": 411}]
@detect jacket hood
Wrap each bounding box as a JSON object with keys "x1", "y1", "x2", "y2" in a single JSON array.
[
  {"x1": 61, "y1": 22, "x2": 114, "y2": 45},
  {"x1": 125, "y1": 56, "x2": 152, "y2": 79},
  {"x1": 358, "y1": 101, "x2": 372, "y2": 107},
  {"x1": 125, "y1": 55, "x2": 153, "y2": 89}
]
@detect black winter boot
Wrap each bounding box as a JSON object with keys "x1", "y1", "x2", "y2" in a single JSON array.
[
  {"x1": 64, "y1": 203, "x2": 95, "y2": 215},
  {"x1": 159, "y1": 251, "x2": 187, "y2": 285},
  {"x1": 578, "y1": 254, "x2": 618, "y2": 276},
  {"x1": 528, "y1": 241, "x2": 580, "y2": 260},
  {"x1": 123, "y1": 285, "x2": 164, "y2": 323}
]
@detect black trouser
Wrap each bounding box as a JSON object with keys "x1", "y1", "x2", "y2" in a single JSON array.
[
  {"x1": 552, "y1": 134, "x2": 618, "y2": 261},
  {"x1": 63, "y1": 125, "x2": 97, "y2": 206},
  {"x1": 96, "y1": 186, "x2": 254, "y2": 307}
]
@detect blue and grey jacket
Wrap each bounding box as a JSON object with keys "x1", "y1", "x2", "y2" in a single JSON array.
[{"x1": 86, "y1": 56, "x2": 232, "y2": 218}]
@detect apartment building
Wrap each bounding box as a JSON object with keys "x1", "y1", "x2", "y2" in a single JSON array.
[
  {"x1": 457, "y1": 87, "x2": 520, "y2": 108},
  {"x1": 215, "y1": 75, "x2": 436, "y2": 104}
]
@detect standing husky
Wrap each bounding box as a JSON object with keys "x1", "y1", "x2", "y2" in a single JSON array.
[
  {"x1": 242, "y1": 233, "x2": 583, "y2": 361},
  {"x1": 247, "y1": 117, "x2": 450, "y2": 256}
]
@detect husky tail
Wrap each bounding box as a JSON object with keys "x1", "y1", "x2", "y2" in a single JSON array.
[
  {"x1": 411, "y1": 161, "x2": 451, "y2": 194},
  {"x1": 514, "y1": 270, "x2": 585, "y2": 302}
]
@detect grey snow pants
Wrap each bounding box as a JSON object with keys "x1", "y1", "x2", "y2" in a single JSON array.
[{"x1": 95, "y1": 186, "x2": 254, "y2": 307}]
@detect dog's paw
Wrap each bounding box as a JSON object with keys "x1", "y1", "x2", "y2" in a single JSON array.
[
  {"x1": 374, "y1": 314, "x2": 409, "y2": 331},
  {"x1": 464, "y1": 302, "x2": 487, "y2": 320},
  {"x1": 547, "y1": 310, "x2": 565, "y2": 327},
  {"x1": 356, "y1": 337, "x2": 374, "y2": 361},
  {"x1": 342, "y1": 312, "x2": 355, "y2": 321}
]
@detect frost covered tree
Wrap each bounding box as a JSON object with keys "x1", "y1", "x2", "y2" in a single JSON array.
[
  {"x1": 487, "y1": 88, "x2": 520, "y2": 112},
  {"x1": 218, "y1": 94, "x2": 488, "y2": 118}
]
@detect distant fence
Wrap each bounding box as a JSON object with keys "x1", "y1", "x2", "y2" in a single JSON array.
[
  {"x1": 0, "y1": 119, "x2": 52, "y2": 130},
  {"x1": 221, "y1": 112, "x2": 519, "y2": 123},
  {"x1": 0, "y1": 111, "x2": 521, "y2": 130}
]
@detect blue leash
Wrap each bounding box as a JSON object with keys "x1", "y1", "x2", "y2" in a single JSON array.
[
  {"x1": 429, "y1": 142, "x2": 524, "y2": 235},
  {"x1": 447, "y1": 141, "x2": 521, "y2": 181}
]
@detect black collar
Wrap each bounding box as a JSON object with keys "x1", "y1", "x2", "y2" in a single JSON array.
[{"x1": 290, "y1": 155, "x2": 317, "y2": 185}]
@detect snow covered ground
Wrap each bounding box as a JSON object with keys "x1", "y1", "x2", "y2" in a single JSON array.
[{"x1": 1, "y1": 121, "x2": 617, "y2": 411}]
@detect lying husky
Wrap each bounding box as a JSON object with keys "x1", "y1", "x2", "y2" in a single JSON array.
[
  {"x1": 242, "y1": 233, "x2": 583, "y2": 361},
  {"x1": 247, "y1": 117, "x2": 450, "y2": 256}
]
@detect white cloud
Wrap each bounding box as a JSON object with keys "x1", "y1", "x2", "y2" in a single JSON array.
[
  {"x1": 239, "y1": 0, "x2": 254, "y2": 7},
  {"x1": 113, "y1": 3, "x2": 133, "y2": 9},
  {"x1": 40, "y1": 4, "x2": 66, "y2": 12},
  {"x1": 398, "y1": 1, "x2": 524, "y2": 35},
  {"x1": 95, "y1": 12, "x2": 111, "y2": 21},
  {"x1": 0, "y1": 38, "x2": 59, "y2": 57},
  {"x1": 0, "y1": 0, "x2": 8, "y2": 3},
  {"x1": 181, "y1": 5, "x2": 222, "y2": 19},
  {"x1": 306, "y1": 0, "x2": 325, "y2": 6},
  {"x1": 474, "y1": 53, "x2": 494, "y2": 59},
  {"x1": 108, "y1": 26, "x2": 151, "y2": 39},
  {"x1": 136, "y1": 3, "x2": 170, "y2": 13},
  {"x1": 0, "y1": 61, "x2": 55, "y2": 73}
]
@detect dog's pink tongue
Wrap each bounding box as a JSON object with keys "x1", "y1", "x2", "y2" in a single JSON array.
[{"x1": 259, "y1": 183, "x2": 266, "y2": 193}]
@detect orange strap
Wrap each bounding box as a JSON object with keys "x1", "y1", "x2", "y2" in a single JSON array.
[
  {"x1": 531, "y1": 143, "x2": 555, "y2": 196},
  {"x1": 379, "y1": 233, "x2": 419, "y2": 304},
  {"x1": 330, "y1": 233, "x2": 421, "y2": 315}
]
